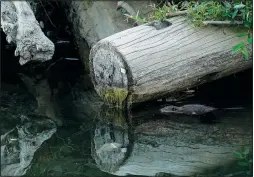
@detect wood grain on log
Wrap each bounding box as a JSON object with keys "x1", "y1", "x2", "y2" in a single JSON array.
[
  {"x1": 1, "y1": 1, "x2": 54, "y2": 65},
  {"x1": 89, "y1": 16, "x2": 253, "y2": 107},
  {"x1": 67, "y1": 1, "x2": 154, "y2": 71}
]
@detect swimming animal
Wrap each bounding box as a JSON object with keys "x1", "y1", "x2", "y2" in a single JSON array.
[{"x1": 160, "y1": 104, "x2": 244, "y2": 116}]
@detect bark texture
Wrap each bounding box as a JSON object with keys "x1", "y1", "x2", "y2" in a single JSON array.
[
  {"x1": 66, "y1": 0, "x2": 154, "y2": 71},
  {"x1": 89, "y1": 16, "x2": 253, "y2": 107},
  {"x1": 1, "y1": 1, "x2": 54, "y2": 65}
]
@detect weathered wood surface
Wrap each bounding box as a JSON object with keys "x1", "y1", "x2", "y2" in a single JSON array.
[
  {"x1": 1, "y1": 1, "x2": 54, "y2": 65},
  {"x1": 89, "y1": 16, "x2": 253, "y2": 107},
  {"x1": 91, "y1": 107, "x2": 252, "y2": 176},
  {"x1": 66, "y1": 0, "x2": 154, "y2": 70}
]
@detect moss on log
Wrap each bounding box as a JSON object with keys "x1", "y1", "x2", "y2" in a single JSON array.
[{"x1": 89, "y1": 16, "x2": 252, "y2": 107}]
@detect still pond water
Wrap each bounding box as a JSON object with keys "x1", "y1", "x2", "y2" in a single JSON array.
[{"x1": 1, "y1": 80, "x2": 252, "y2": 177}]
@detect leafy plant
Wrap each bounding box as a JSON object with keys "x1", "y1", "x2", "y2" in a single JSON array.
[
  {"x1": 123, "y1": 2, "x2": 183, "y2": 24},
  {"x1": 123, "y1": 10, "x2": 148, "y2": 24},
  {"x1": 188, "y1": 1, "x2": 225, "y2": 26},
  {"x1": 233, "y1": 146, "x2": 252, "y2": 175},
  {"x1": 123, "y1": 1, "x2": 252, "y2": 59},
  {"x1": 223, "y1": 0, "x2": 252, "y2": 60}
]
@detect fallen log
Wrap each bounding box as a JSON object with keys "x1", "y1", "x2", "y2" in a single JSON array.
[
  {"x1": 66, "y1": 0, "x2": 154, "y2": 71},
  {"x1": 91, "y1": 107, "x2": 252, "y2": 176},
  {"x1": 89, "y1": 16, "x2": 253, "y2": 107},
  {"x1": 1, "y1": 1, "x2": 55, "y2": 65}
]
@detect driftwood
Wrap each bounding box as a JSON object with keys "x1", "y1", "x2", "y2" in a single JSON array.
[
  {"x1": 91, "y1": 107, "x2": 252, "y2": 176},
  {"x1": 1, "y1": 1, "x2": 54, "y2": 65},
  {"x1": 66, "y1": 0, "x2": 154, "y2": 71},
  {"x1": 89, "y1": 16, "x2": 253, "y2": 107}
]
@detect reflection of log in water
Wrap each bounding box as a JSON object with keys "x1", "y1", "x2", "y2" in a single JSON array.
[
  {"x1": 91, "y1": 106, "x2": 132, "y2": 173},
  {"x1": 91, "y1": 107, "x2": 252, "y2": 176},
  {"x1": 1, "y1": 115, "x2": 56, "y2": 176}
]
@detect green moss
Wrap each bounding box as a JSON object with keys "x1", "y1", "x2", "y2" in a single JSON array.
[
  {"x1": 100, "y1": 88, "x2": 128, "y2": 108},
  {"x1": 101, "y1": 105, "x2": 128, "y2": 128}
]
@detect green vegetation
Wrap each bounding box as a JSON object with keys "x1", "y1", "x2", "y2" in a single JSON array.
[
  {"x1": 233, "y1": 146, "x2": 253, "y2": 175},
  {"x1": 100, "y1": 88, "x2": 128, "y2": 107},
  {"x1": 123, "y1": 0, "x2": 252, "y2": 60}
]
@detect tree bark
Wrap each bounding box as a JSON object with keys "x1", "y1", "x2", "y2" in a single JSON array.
[
  {"x1": 1, "y1": 1, "x2": 55, "y2": 65},
  {"x1": 66, "y1": 0, "x2": 154, "y2": 71},
  {"x1": 89, "y1": 16, "x2": 253, "y2": 107}
]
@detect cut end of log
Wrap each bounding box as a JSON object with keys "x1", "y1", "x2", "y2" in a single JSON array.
[{"x1": 89, "y1": 41, "x2": 129, "y2": 106}]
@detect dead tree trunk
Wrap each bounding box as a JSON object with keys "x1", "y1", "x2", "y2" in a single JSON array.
[
  {"x1": 1, "y1": 1, "x2": 54, "y2": 65},
  {"x1": 66, "y1": 0, "x2": 154, "y2": 71},
  {"x1": 89, "y1": 17, "x2": 253, "y2": 107}
]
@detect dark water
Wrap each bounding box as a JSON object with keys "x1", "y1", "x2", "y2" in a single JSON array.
[{"x1": 1, "y1": 70, "x2": 253, "y2": 177}]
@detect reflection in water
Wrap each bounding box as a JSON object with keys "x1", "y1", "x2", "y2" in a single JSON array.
[
  {"x1": 1, "y1": 85, "x2": 252, "y2": 176},
  {"x1": 90, "y1": 107, "x2": 252, "y2": 177},
  {"x1": 1, "y1": 115, "x2": 56, "y2": 176},
  {"x1": 92, "y1": 121, "x2": 129, "y2": 173}
]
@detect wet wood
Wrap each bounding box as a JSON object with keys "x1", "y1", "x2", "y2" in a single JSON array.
[
  {"x1": 89, "y1": 16, "x2": 253, "y2": 107},
  {"x1": 1, "y1": 1, "x2": 54, "y2": 65}
]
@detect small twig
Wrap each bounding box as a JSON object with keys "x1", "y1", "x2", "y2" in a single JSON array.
[
  {"x1": 167, "y1": 10, "x2": 187, "y2": 17},
  {"x1": 202, "y1": 20, "x2": 244, "y2": 25},
  {"x1": 38, "y1": 0, "x2": 57, "y2": 28}
]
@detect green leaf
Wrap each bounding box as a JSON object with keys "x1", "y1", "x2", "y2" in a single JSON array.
[
  {"x1": 243, "y1": 146, "x2": 250, "y2": 155},
  {"x1": 232, "y1": 9, "x2": 239, "y2": 19},
  {"x1": 248, "y1": 158, "x2": 252, "y2": 163},
  {"x1": 234, "y1": 4, "x2": 246, "y2": 9},
  {"x1": 241, "y1": 46, "x2": 249, "y2": 60},
  {"x1": 232, "y1": 42, "x2": 244, "y2": 54},
  {"x1": 247, "y1": 37, "x2": 252, "y2": 45},
  {"x1": 223, "y1": 1, "x2": 232, "y2": 9},
  {"x1": 238, "y1": 161, "x2": 249, "y2": 166},
  {"x1": 233, "y1": 151, "x2": 244, "y2": 159},
  {"x1": 237, "y1": 33, "x2": 248, "y2": 37}
]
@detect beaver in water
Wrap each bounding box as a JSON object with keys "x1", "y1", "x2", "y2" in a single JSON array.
[
  {"x1": 160, "y1": 104, "x2": 244, "y2": 124},
  {"x1": 160, "y1": 104, "x2": 244, "y2": 115}
]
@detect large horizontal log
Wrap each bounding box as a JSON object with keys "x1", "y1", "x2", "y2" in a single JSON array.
[
  {"x1": 66, "y1": 0, "x2": 154, "y2": 71},
  {"x1": 1, "y1": 1, "x2": 54, "y2": 65},
  {"x1": 89, "y1": 16, "x2": 253, "y2": 107}
]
